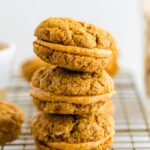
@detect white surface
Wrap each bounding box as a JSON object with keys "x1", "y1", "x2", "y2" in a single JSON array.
[
  {"x1": 0, "y1": 0, "x2": 145, "y2": 92},
  {"x1": 0, "y1": 42, "x2": 16, "y2": 88}
]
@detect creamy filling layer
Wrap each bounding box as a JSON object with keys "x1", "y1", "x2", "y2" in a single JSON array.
[
  {"x1": 35, "y1": 40, "x2": 112, "y2": 58},
  {"x1": 30, "y1": 85, "x2": 115, "y2": 105},
  {"x1": 36, "y1": 132, "x2": 114, "y2": 150}
]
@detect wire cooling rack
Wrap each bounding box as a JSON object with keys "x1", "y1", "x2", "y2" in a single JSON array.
[{"x1": 0, "y1": 72, "x2": 150, "y2": 150}]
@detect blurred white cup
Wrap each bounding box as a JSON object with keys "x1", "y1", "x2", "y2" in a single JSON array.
[{"x1": 0, "y1": 42, "x2": 16, "y2": 99}]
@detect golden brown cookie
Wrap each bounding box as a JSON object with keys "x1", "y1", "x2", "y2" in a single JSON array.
[
  {"x1": 31, "y1": 67, "x2": 114, "y2": 96},
  {"x1": 30, "y1": 67, "x2": 115, "y2": 115},
  {"x1": 0, "y1": 100, "x2": 24, "y2": 145},
  {"x1": 22, "y1": 57, "x2": 55, "y2": 81},
  {"x1": 33, "y1": 18, "x2": 118, "y2": 73},
  {"x1": 30, "y1": 113, "x2": 114, "y2": 150}
]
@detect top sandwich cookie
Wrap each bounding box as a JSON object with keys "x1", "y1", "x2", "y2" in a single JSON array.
[{"x1": 33, "y1": 18, "x2": 118, "y2": 73}]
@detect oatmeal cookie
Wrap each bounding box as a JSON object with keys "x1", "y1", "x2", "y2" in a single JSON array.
[
  {"x1": 34, "y1": 18, "x2": 118, "y2": 73},
  {"x1": 0, "y1": 100, "x2": 24, "y2": 145}
]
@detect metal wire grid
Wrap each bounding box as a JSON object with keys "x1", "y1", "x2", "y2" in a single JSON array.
[
  {"x1": 0, "y1": 72, "x2": 150, "y2": 150},
  {"x1": 112, "y1": 73, "x2": 150, "y2": 150}
]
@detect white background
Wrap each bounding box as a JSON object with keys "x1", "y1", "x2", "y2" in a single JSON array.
[{"x1": 0, "y1": 0, "x2": 145, "y2": 92}]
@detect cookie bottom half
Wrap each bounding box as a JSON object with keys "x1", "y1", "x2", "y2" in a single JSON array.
[
  {"x1": 35, "y1": 137, "x2": 113, "y2": 150},
  {"x1": 33, "y1": 98, "x2": 114, "y2": 115},
  {"x1": 34, "y1": 42, "x2": 111, "y2": 73}
]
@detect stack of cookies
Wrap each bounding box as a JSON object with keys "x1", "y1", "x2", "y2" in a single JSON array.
[{"x1": 30, "y1": 18, "x2": 117, "y2": 150}]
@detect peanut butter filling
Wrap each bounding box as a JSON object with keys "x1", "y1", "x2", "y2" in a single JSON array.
[
  {"x1": 35, "y1": 40, "x2": 112, "y2": 58},
  {"x1": 39, "y1": 132, "x2": 114, "y2": 150},
  {"x1": 30, "y1": 85, "x2": 115, "y2": 105}
]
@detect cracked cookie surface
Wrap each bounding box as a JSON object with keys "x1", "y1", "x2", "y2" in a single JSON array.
[
  {"x1": 31, "y1": 67, "x2": 114, "y2": 96},
  {"x1": 35, "y1": 18, "x2": 116, "y2": 50},
  {"x1": 0, "y1": 100, "x2": 24, "y2": 145},
  {"x1": 34, "y1": 18, "x2": 118, "y2": 73},
  {"x1": 30, "y1": 113, "x2": 114, "y2": 149}
]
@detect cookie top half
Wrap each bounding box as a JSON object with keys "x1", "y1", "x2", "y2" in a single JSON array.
[
  {"x1": 34, "y1": 18, "x2": 116, "y2": 50},
  {"x1": 31, "y1": 67, "x2": 114, "y2": 96},
  {"x1": 34, "y1": 18, "x2": 117, "y2": 51},
  {"x1": 33, "y1": 18, "x2": 118, "y2": 74}
]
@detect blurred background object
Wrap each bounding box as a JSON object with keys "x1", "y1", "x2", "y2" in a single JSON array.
[
  {"x1": 22, "y1": 57, "x2": 55, "y2": 81},
  {"x1": 106, "y1": 43, "x2": 119, "y2": 77},
  {"x1": 144, "y1": 1, "x2": 150, "y2": 96},
  {"x1": 0, "y1": 42, "x2": 16, "y2": 98}
]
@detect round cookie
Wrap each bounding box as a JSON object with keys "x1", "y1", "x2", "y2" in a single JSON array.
[
  {"x1": 0, "y1": 100, "x2": 24, "y2": 145},
  {"x1": 33, "y1": 17, "x2": 118, "y2": 73},
  {"x1": 30, "y1": 67, "x2": 115, "y2": 115},
  {"x1": 30, "y1": 113, "x2": 114, "y2": 150},
  {"x1": 22, "y1": 57, "x2": 55, "y2": 81}
]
